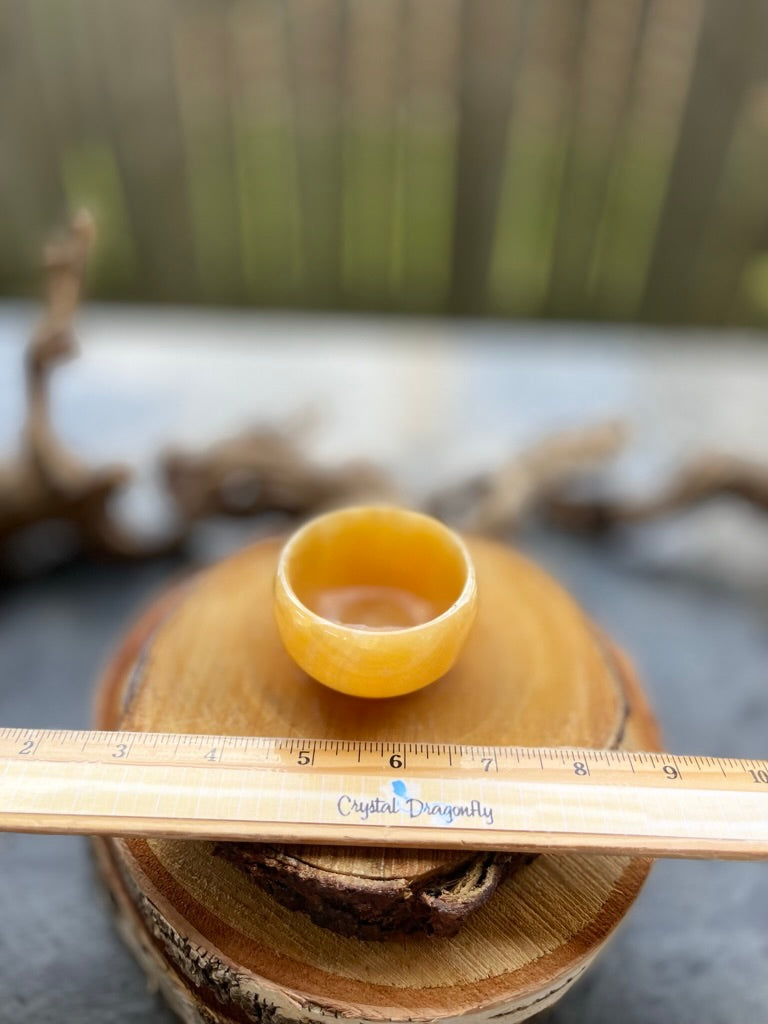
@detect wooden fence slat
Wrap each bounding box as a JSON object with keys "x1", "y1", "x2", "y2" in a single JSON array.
[
  {"x1": 25, "y1": 0, "x2": 140, "y2": 298},
  {"x1": 488, "y1": 0, "x2": 585, "y2": 317},
  {"x1": 691, "y1": 84, "x2": 768, "y2": 324},
  {"x1": 449, "y1": 0, "x2": 525, "y2": 313},
  {"x1": 544, "y1": 0, "x2": 645, "y2": 319},
  {"x1": 172, "y1": 3, "x2": 244, "y2": 303},
  {"x1": 227, "y1": 0, "x2": 302, "y2": 305},
  {"x1": 585, "y1": 0, "x2": 704, "y2": 321},
  {"x1": 640, "y1": 0, "x2": 768, "y2": 323},
  {"x1": 90, "y1": 0, "x2": 196, "y2": 302},
  {"x1": 0, "y1": 2, "x2": 65, "y2": 291},
  {"x1": 390, "y1": 0, "x2": 461, "y2": 311},
  {"x1": 285, "y1": 0, "x2": 345, "y2": 308},
  {"x1": 339, "y1": 0, "x2": 401, "y2": 309}
]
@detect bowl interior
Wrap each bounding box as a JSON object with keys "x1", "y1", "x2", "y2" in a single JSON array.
[{"x1": 284, "y1": 509, "x2": 470, "y2": 630}]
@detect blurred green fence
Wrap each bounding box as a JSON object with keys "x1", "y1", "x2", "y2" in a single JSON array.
[{"x1": 3, "y1": 0, "x2": 768, "y2": 324}]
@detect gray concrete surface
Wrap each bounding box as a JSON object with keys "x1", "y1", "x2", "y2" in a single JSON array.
[{"x1": 0, "y1": 306, "x2": 766, "y2": 1022}]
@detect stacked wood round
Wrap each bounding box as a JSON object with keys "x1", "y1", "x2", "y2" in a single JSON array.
[{"x1": 93, "y1": 533, "x2": 660, "y2": 1023}]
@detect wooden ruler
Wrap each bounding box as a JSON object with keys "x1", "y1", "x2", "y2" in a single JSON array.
[{"x1": 0, "y1": 727, "x2": 766, "y2": 859}]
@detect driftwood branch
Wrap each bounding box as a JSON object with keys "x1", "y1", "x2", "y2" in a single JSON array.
[
  {"x1": 0, "y1": 212, "x2": 179, "y2": 571},
  {"x1": 549, "y1": 452, "x2": 768, "y2": 531},
  {"x1": 428, "y1": 421, "x2": 627, "y2": 533},
  {"x1": 163, "y1": 424, "x2": 397, "y2": 523}
]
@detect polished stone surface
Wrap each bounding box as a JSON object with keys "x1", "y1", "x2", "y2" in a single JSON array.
[{"x1": 1, "y1": 306, "x2": 766, "y2": 1022}]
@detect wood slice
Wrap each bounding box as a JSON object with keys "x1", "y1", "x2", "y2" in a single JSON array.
[{"x1": 92, "y1": 533, "x2": 660, "y2": 1022}]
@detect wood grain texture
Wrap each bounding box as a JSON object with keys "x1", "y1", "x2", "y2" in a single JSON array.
[{"x1": 92, "y1": 531, "x2": 660, "y2": 1022}]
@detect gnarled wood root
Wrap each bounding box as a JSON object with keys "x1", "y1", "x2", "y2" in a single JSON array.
[
  {"x1": 429, "y1": 421, "x2": 627, "y2": 534},
  {"x1": 0, "y1": 211, "x2": 181, "y2": 573},
  {"x1": 549, "y1": 452, "x2": 768, "y2": 531}
]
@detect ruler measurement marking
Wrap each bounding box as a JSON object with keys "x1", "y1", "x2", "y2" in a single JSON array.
[{"x1": 0, "y1": 729, "x2": 766, "y2": 859}]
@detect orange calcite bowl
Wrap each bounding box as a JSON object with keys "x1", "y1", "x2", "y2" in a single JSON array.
[{"x1": 273, "y1": 506, "x2": 478, "y2": 698}]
